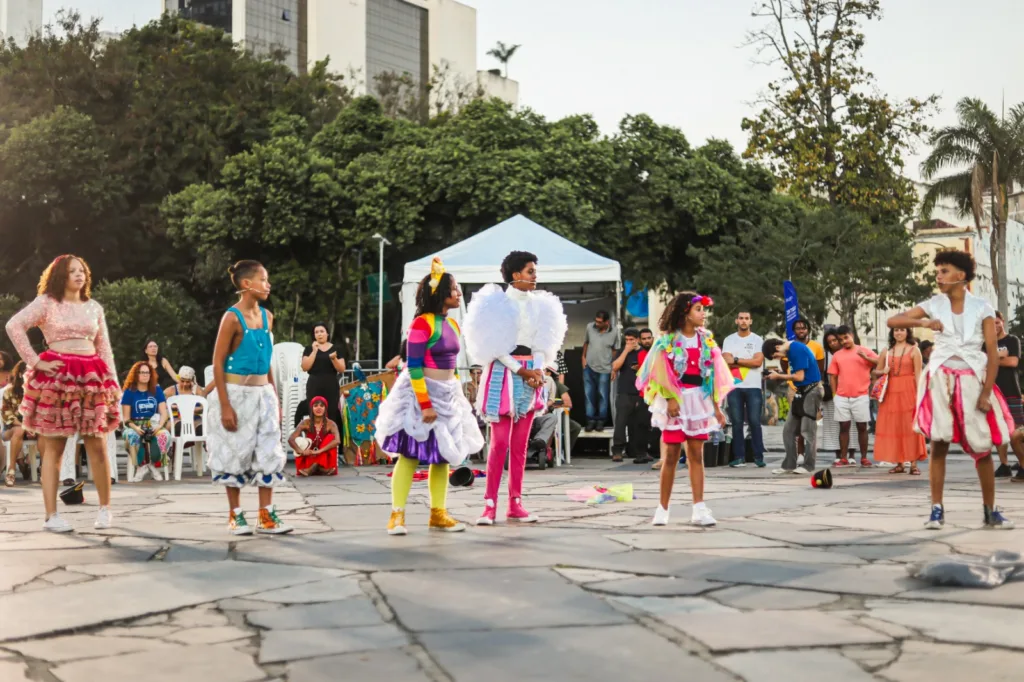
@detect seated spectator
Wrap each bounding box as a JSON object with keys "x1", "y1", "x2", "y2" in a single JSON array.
[
  {"x1": 527, "y1": 369, "x2": 582, "y2": 461},
  {"x1": 288, "y1": 396, "x2": 341, "y2": 476},
  {"x1": 0, "y1": 350, "x2": 12, "y2": 388},
  {"x1": 121, "y1": 362, "x2": 171, "y2": 482},
  {"x1": 164, "y1": 366, "x2": 204, "y2": 437},
  {"x1": 2, "y1": 361, "x2": 36, "y2": 486}
]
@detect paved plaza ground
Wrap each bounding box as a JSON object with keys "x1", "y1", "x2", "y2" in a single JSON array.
[{"x1": 1, "y1": 427, "x2": 1023, "y2": 681}]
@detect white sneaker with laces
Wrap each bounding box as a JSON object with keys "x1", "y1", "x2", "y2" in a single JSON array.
[
  {"x1": 652, "y1": 505, "x2": 670, "y2": 526},
  {"x1": 793, "y1": 466, "x2": 810, "y2": 475},
  {"x1": 132, "y1": 465, "x2": 147, "y2": 483},
  {"x1": 691, "y1": 504, "x2": 717, "y2": 527},
  {"x1": 43, "y1": 513, "x2": 74, "y2": 533},
  {"x1": 95, "y1": 506, "x2": 113, "y2": 529}
]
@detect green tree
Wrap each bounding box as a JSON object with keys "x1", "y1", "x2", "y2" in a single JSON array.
[
  {"x1": 486, "y1": 41, "x2": 521, "y2": 79},
  {"x1": 921, "y1": 97, "x2": 1024, "y2": 316},
  {"x1": 94, "y1": 278, "x2": 210, "y2": 379},
  {"x1": 742, "y1": 0, "x2": 936, "y2": 219},
  {"x1": 0, "y1": 294, "x2": 23, "y2": 357}
]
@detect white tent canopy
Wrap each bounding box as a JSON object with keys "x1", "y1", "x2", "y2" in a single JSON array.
[{"x1": 400, "y1": 215, "x2": 622, "y2": 360}]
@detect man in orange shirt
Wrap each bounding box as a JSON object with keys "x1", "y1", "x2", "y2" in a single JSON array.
[{"x1": 827, "y1": 325, "x2": 878, "y2": 468}]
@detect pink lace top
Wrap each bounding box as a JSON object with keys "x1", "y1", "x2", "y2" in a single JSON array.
[{"x1": 5, "y1": 295, "x2": 116, "y2": 377}]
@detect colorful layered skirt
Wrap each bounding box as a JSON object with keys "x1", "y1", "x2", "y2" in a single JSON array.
[
  {"x1": 20, "y1": 350, "x2": 120, "y2": 438},
  {"x1": 375, "y1": 372, "x2": 484, "y2": 466}
]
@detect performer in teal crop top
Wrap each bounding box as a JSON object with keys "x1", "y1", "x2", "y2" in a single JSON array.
[{"x1": 206, "y1": 260, "x2": 292, "y2": 536}]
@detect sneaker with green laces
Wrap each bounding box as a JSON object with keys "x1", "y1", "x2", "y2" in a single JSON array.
[
  {"x1": 257, "y1": 505, "x2": 293, "y2": 534},
  {"x1": 228, "y1": 508, "x2": 254, "y2": 536}
]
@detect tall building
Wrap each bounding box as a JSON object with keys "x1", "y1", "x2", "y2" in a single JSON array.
[
  {"x1": 0, "y1": 0, "x2": 42, "y2": 47},
  {"x1": 165, "y1": 0, "x2": 517, "y2": 108}
]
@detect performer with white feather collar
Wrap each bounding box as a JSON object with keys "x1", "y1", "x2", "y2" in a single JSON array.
[{"x1": 462, "y1": 251, "x2": 568, "y2": 526}]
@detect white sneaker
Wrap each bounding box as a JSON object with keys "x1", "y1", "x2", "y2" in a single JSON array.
[
  {"x1": 156, "y1": 464, "x2": 168, "y2": 482},
  {"x1": 772, "y1": 468, "x2": 793, "y2": 475},
  {"x1": 94, "y1": 506, "x2": 113, "y2": 529},
  {"x1": 793, "y1": 466, "x2": 810, "y2": 475},
  {"x1": 43, "y1": 513, "x2": 74, "y2": 533},
  {"x1": 691, "y1": 504, "x2": 717, "y2": 527},
  {"x1": 652, "y1": 505, "x2": 670, "y2": 526}
]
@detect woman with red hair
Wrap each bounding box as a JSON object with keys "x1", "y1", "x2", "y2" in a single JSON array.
[
  {"x1": 287, "y1": 396, "x2": 340, "y2": 476},
  {"x1": 5, "y1": 255, "x2": 121, "y2": 532}
]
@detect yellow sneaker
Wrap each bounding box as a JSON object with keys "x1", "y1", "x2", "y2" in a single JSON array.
[
  {"x1": 387, "y1": 508, "x2": 408, "y2": 536},
  {"x1": 429, "y1": 508, "x2": 466, "y2": 533}
]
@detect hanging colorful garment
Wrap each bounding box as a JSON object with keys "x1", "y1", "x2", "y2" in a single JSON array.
[{"x1": 346, "y1": 377, "x2": 388, "y2": 466}]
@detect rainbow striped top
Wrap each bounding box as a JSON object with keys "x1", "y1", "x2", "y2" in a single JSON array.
[{"x1": 406, "y1": 313, "x2": 461, "y2": 410}]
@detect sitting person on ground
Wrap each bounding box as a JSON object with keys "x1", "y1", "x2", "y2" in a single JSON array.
[
  {"x1": 288, "y1": 395, "x2": 341, "y2": 476},
  {"x1": 527, "y1": 368, "x2": 582, "y2": 462},
  {"x1": 120, "y1": 362, "x2": 171, "y2": 482},
  {"x1": 2, "y1": 361, "x2": 36, "y2": 486},
  {"x1": 164, "y1": 365, "x2": 205, "y2": 436}
]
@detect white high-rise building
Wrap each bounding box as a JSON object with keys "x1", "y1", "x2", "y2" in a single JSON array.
[
  {"x1": 164, "y1": 0, "x2": 517, "y2": 107},
  {"x1": 0, "y1": 0, "x2": 42, "y2": 47}
]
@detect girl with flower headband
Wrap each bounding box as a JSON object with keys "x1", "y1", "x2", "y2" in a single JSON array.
[
  {"x1": 636, "y1": 291, "x2": 733, "y2": 527},
  {"x1": 375, "y1": 257, "x2": 484, "y2": 534}
]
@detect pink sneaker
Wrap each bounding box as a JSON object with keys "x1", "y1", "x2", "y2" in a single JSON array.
[
  {"x1": 476, "y1": 499, "x2": 497, "y2": 526},
  {"x1": 508, "y1": 497, "x2": 538, "y2": 523}
]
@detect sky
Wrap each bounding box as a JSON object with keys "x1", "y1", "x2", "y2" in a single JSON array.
[{"x1": 43, "y1": 0, "x2": 1024, "y2": 181}]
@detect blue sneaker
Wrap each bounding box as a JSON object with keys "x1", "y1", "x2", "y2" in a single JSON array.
[
  {"x1": 729, "y1": 459, "x2": 746, "y2": 468},
  {"x1": 984, "y1": 507, "x2": 1015, "y2": 530},
  {"x1": 754, "y1": 459, "x2": 767, "y2": 468},
  {"x1": 924, "y1": 504, "x2": 944, "y2": 530}
]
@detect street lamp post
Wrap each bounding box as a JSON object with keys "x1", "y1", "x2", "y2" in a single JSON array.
[{"x1": 371, "y1": 233, "x2": 390, "y2": 370}]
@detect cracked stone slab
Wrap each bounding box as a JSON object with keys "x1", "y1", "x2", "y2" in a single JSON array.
[
  {"x1": 778, "y1": 564, "x2": 920, "y2": 596},
  {"x1": 286, "y1": 649, "x2": 431, "y2": 682},
  {"x1": 51, "y1": 644, "x2": 265, "y2": 682},
  {"x1": 217, "y1": 598, "x2": 285, "y2": 612},
  {"x1": 0, "y1": 561, "x2": 344, "y2": 641},
  {"x1": 258, "y1": 625, "x2": 408, "y2": 664},
  {"x1": 841, "y1": 644, "x2": 901, "y2": 670},
  {"x1": 898, "y1": 580, "x2": 1024, "y2": 608},
  {"x1": 247, "y1": 598, "x2": 385, "y2": 630},
  {"x1": 708, "y1": 585, "x2": 842, "y2": 610},
  {"x1": 373, "y1": 568, "x2": 630, "y2": 632},
  {"x1": 5, "y1": 634, "x2": 180, "y2": 662},
  {"x1": 679, "y1": 546, "x2": 867, "y2": 566},
  {"x1": 552, "y1": 567, "x2": 637, "y2": 584},
  {"x1": 40, "y1": 569, "x2": 93, "y2": 586},
  {"x1": 606, "y1": 530, "x2": 787, "y2": 550},
  {"x1": 246, "y1": 576, "x2": 363, "y2": 604},
  {"x1": 166, "y1": 626, "x2": 252, "y2": 645},
  {"x1": 420, "y1": 624, "x2": 736, "y2": 682},
  {"x1": 0, "y1": 564, "x2": 55, "y2": 592},
  {"x1": 865, "y1": 599, "x2": 1024, "y2": 649},
  {"x1": 665, "y1": 610, "x2": 892, "y2": 652},
  {"x1": 610, "y1": 595, "x2": 737, "y2": 617},
  {"x1": 0, "y1": 660, "x2": 30, "y2": 681},
  {"x1": 716, "y1": 648, "x2": 879, "y2": 681},
  {"x1": 584, "y1": 576, "x2": 720, "y2": 597},
  {"x1": 880, "y1": 640, "x2": 1024, "y2": 681}
]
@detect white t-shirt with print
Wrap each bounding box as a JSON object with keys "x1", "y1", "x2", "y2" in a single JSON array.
[{"x1": 723, "y1": 332, "x2": 764, "y2": 390}]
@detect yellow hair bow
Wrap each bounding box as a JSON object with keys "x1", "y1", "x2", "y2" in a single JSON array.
[{"x1": 429, "y1": 257, "x2": 446, "y2": 292}]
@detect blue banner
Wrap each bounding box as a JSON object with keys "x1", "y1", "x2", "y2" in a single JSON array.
[{"x1": 783, "y1": 281, "x2": 799, "y2": 340}]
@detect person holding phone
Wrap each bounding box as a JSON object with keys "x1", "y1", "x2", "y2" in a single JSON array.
[
  {"x1": 302, "y1": 323, "x2": 346, "y2": 425},
  {"x1": 611, "y1": 328, "x2": 652, "y2": 463}
]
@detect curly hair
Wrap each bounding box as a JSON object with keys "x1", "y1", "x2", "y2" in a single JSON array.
[
  {"x1": 9, "y1": 361, "x2": 26, "y2": 402},
  {"x1": 38, "y1": 255, "x2": 92, "y2": 301},
  {"x1": 414, "y1": 272, "x2": 456, "y2": 317},
  {"x1": 934, "y1": 249, "x2": 976, "y2": 282},
  {"x1": 123, "y1": 361, "x2": 158, "y2": 394},
  {"x1": 500, "y1": 251, "x2": 538, "y2": 284},
  {"x1": 658, "y1": 291, "x2": 700, "y2": 333},
  {"x1": 888, "y1": 326, "x2": 917, "y2": 348}
]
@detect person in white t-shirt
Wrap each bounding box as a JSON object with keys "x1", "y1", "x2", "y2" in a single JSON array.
[
  {"x1": 722, "y1": 311, "x2": 765, "y2": 467},
  {"x1": 888, "y1": 249, "x2": 1013, "y2": 530}
]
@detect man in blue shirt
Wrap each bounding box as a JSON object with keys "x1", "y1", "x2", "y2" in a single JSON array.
[{"x1": 763, "y1": 338, "x2": 824, "y2": 475}]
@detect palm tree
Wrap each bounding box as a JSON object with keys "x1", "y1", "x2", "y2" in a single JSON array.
[
  {"x1": 921, "y1": 98, "x2": 1024, "y2": 315},
  {"x1": 486, "y1": 41, "x2": 521, "y2": 79}
]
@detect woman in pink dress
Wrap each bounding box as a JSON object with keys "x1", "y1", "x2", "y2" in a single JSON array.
[{"x1": 5, "y1": 255, "x2": 121, "y2": 532}]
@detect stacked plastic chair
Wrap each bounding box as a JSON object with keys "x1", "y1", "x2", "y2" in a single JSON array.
[{"x1": 272, "y1": 342, "x2": 307, "y2": 457}]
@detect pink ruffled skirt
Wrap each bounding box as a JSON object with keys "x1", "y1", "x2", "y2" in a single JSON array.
[{"x1": 20, "y1": 351, "x2": 121, "y2": 438}]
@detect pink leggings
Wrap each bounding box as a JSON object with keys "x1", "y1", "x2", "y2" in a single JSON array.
[{"x1": 484, "y1": 412, "x2": 536, "y2": 504}]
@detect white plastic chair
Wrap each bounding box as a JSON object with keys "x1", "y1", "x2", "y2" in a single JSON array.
[
  {"x1": 203, "y1": 365, "x2": 214, "y2": 387},
  {"x1": 166, "y1": 395, "x2": 208, "y2": 481}
]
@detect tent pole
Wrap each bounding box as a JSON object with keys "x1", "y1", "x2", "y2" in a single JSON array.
[{"x1": 615, "y1": 280, "x2": 623, "y2": 333}]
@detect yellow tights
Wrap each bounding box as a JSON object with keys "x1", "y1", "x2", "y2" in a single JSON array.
[{"x1": 390, "y1": 456, "x2": 449, "y2": 510}]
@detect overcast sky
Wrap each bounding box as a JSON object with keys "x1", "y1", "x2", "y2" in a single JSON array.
[{"x1": 44, "y1": 0, "x2": 1024, "y2": 180}]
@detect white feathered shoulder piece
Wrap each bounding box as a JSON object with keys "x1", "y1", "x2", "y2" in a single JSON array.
[
  {"x1": 527, "y1": 290, "x2": 568, "y2": 364},
  {"x1": 462, "y1": 283, "x2": 518, "y2": 365}
]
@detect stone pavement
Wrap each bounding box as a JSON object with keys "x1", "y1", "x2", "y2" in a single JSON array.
[{"x1": 1, "y1": 441, "x2": 1022, "y2": 681}]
